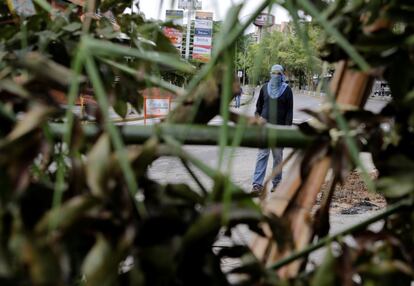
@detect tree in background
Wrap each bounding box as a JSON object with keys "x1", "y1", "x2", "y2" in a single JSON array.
[{"x1": 241, "y1": 21, "x2": 322, "y2": 88}]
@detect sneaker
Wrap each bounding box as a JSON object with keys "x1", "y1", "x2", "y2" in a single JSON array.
[{"x1": 251, "y1": 184, "x2": 264, "y2": 198}]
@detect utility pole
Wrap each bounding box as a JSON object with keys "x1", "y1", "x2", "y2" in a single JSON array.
[
  {"x1": 179, "y1": 0, "x2": 197, "y2": 60},
  {"x1": 243, "y1": 45, "x2": 247, "y2": 86},
  {"x1": 184, "y1": 0, "x2": 194, "y2": 60}
]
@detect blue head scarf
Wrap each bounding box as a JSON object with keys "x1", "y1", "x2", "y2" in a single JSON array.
[{"x1": 267, "y1": 64, "x2": 288, "y2": 99}]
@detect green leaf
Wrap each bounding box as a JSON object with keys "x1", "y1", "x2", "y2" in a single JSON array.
[
  {"x1": 33, "y1": 0, "x2": 52, "y2": 13},
  {"x1": 82, "y1": 235, "x2": 119, "y2": 286},
  {"x1": 102, "y1": 58, "x2": 185, "y2": 96},
  {"x1": 24, "y1": 240, "x2": 62, "y2": 285},
  {"x1": 62, "y1": 22, "x2": 82, "y2": 33},
  {"x1": 35, "y1": 195, "x2": 99, "y2": 233},
  {"x1": 86, "y1": 134, "x2": 112, "y2": 198},
  {"x1": 377, "y1": 176, "x2": 414, "y2": 198},
  {"x1": 83, "y1": 37, "x2": 195, "y2": 74},
  {"x1": 6, "y1": 104, "x2": 54, "y2": 142},
  {"x1": 183, "y1": 210, "x2": 221, "y2": 245},
  {"x1": 18, "y1": 52, "x2": 86, "y2": 86},
  {"x1": 113, "y1": 99, "x2": 128, "y2": 118},
  {"x1": 0, "y1": 79, "x2": 30, "y2": 98}
]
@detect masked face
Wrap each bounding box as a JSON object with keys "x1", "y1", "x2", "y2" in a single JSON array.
[
  {"x1": 270, "y1": 72, "x2": 283, "y2": 86},
  {"x1": 271, "y1": 74, "x2": 282, "y2": 80}
]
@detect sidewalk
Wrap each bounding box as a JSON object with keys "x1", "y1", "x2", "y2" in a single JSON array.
[{"x1": 293, "y1": 88, "x2": 393, "y2": 102}]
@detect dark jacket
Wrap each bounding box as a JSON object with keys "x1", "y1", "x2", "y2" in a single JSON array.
[{"x1": 255, "y1": 83, "x2": 293, "y2": 125}]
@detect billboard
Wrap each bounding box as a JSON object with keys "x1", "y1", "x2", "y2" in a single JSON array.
[
  {"x1": 164, "y1": 10, "x2": 184, "y2": 51},
  {"x1": 254, "y1": 13, "x2": 275, "y2": 27},
  {"x1": 166, "y1": 9, "x2": 184, "y2": 25},
  {"x1": 193, "y1": 11, "x2": 213, "y2": 63},
  {"x1": 193, "y1": 36, "x2": 212, "y2": 46},
  {"x1": 194, "y1": 19, "x2": 213, "y2": 29},
  {"x1": 195, "y1": 11, "x2": 213, "y2": 20},
  {"x1": 164, "y1": 27, "x2": 183, "y2": 49},
  {"x1": 195, "y1": 28, "x2": 212, "y2": 36},
  {"x1": 193, "y1": 45, "x2": 211, "y2": 54}
]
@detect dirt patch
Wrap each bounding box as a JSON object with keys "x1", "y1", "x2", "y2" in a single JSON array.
[{"x1": 320, "y1": 170, "x2": 386, "y2": 214}]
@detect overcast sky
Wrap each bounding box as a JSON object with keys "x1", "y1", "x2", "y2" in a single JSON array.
[{"x1": 136, "y1": 0, "x2": 289, "y2": 25}]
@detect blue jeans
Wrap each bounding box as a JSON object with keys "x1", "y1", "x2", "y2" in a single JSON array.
[
  {"x1": 252, "y1": 148, "x2": 283, "y2": 188},
  {"x1": 235, "y1": 95, "x2": 241, "y2": 108}
]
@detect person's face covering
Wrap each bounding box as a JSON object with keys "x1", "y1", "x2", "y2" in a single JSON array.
[{"x1": 270, "y1": 71, "x2": 283, "y2": 87}]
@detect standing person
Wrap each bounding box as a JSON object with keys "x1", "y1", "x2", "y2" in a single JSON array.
[
  {"x1": 234, "y1": 87, "x2": 242, "y2": 108},
  {"x1": 251, "y1": 64, "x2": 293, "y2": 197}
]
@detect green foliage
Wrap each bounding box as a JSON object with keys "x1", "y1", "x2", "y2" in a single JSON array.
[
  {"x1": 0, "y1": 1, "x2": 269, "y2": 285},
  {"x1": 1, "y1": 0, "x2": 414, "y2": 285},
  {"x1": 239, "y1": 22, "x2": 322, "y2": 87}
]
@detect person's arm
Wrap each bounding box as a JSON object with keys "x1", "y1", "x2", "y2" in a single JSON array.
[
  {"x1": 255, "y1": 86, "x2": 264, "y2": 116},
  {"x1": 285, "y1": 87, "x2": 293, "y2": 125}
]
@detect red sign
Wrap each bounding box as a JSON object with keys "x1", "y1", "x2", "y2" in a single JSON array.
[
  {"x1": 163, "y1": 27, "x2": 183, "y2": 50},
  {"x1": 143, "y1": 95, "x2": 172, "y2": 124}
]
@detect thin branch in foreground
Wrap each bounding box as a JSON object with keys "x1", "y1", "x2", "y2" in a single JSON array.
[
  {"x1": 268, "y1": 199, "x2": 410, "y2": 271},
  {"x1": 180, "y1": 158, "x2": 208, "y2": 197}
]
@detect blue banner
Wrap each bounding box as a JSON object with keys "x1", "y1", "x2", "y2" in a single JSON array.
[{"x1": 195, "y1": 28, "x2": 212, "y2": 37}]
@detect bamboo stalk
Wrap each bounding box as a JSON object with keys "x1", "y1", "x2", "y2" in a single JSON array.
[
  {"x1": 274, "y1": 157, "x2": 331, "y2": 276},
  {"x1": 278, "y1": 62, "x2": 371, "y2": 277},
  {"x1": 48, "y1": 123, "x2": 313, "y2": 149}
]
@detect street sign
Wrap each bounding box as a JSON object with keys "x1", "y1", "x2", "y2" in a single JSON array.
[{"x1": 192, "y1": 10, "x2": 213, "y2": 63}]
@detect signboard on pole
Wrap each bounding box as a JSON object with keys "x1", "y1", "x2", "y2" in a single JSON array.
[
  {"x1": 195, "y1": 11, "x2": 213, "y2": 20},
  {"x1": 193, "y1": 36, "x2": 212, "y2": 46},
  {"x1": 145, "y1": 97, "x2": 171, "y2": 116},
  {"x1": 164, "y1": 10, "x2": 184, "y2": 51},
  {"x1": 194, "y1": 28, "x2": 212, "y2": 36},
  {"x1": 143, "y1": 92, "x2": 172, "y2": 125},
  {"x1": 193, "y1": 11, "x2": 213, "y2": 63},
  {"x1": 194, "y1": 19, "x2": 213, "y2": 29}
]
